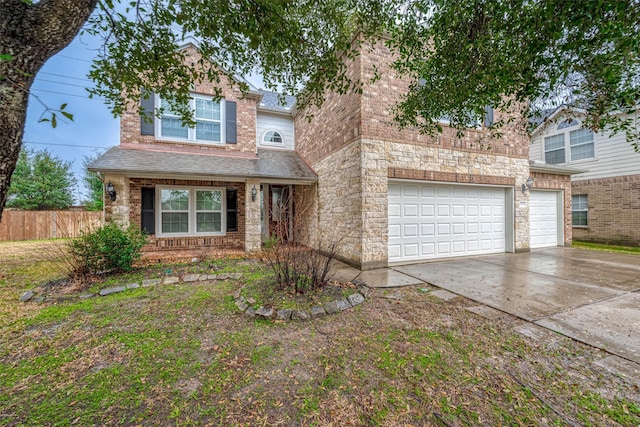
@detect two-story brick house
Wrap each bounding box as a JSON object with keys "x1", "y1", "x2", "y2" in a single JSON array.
[
  {"x1": 91, "y1": 38, "x2": 576, "y2": 269},
  {"x1": 90, "y1": 43, "x2": 315, "y2": 256}
]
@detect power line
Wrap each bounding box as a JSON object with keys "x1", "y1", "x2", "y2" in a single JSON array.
[
  {"x1": 37, "y1": 78, "x2": 95, "y2": 90},
  {"x1": 31, "y1": 88, "x2": 105, "y2": 100},
  {"x1": 39, "y1": 71, "x2": 93, "y2": 83},
  {"x1": 23, "y1": 140, "x2": 114, "y2": 149},
  {"x1": 57, "y1": 54, "x2": 94, "y2": 64}
]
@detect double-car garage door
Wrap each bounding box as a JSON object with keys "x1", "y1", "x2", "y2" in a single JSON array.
[
  {"x1": 388, "y1": 181, "x2": 507, "y2": 263},
  {"x1": 388, "y1": 181, "x2": 562, "y2": 263}
]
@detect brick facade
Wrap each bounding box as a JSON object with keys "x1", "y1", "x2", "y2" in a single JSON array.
[
  {"x1": 530, "y1": 171, "x2": 573, "y2": 246},
  {"x1": 102, "y1": 175, "x2": 247, "y2": 252},
  {"x1": 120, "y1": 45, "x2": 259, "y2": 155},
  {"x1": 572, "y1": 174, "x2": 640, "y2": 245}
]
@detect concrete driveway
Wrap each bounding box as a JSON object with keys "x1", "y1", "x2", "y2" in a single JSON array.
[{"x1": 393, "y1": 247, "x2": 640, "y2": 364}]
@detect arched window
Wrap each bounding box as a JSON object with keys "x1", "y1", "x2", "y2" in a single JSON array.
[
  {"x1": 557, "y1": 118, "x2": 580, "y2": 130},
  {"x1": 262, "y1": 130, "x2": 283, "y2": 144}
]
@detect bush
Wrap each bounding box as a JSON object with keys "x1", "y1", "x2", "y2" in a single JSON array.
[
  {"x1": 67, "y1": 223, "x2": 148, "y2": 275},
  {"x1": 264, "y1": 235, "x2": 340, "y2": 294}
]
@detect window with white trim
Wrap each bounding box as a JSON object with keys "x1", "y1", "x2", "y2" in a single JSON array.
[
  {"x1": 158, "y1": 187, "x2": 225, "y2": 236},
  {"x1": 544, "y1": 134, "x2": 566, "y2": 164},
  {"x1": 542, "y1": 118, "x2": 595, "y2": 164},
  {"x1": 263, "y1": 130, "x2": 283, "y2": 144},
  {"x1": 572, "y1": 194, "x2": 588, "y2": 227},
  {"x1": 158, "y1": 95, "x2": 224, "y2": 144},
  {"x1": 569, "y1": 128, "x2": 595, "y2": 161}
]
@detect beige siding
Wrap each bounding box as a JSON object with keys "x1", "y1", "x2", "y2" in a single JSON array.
[
  {"x1": 256, "y1": 112, "x2": 295, "y2": 150},
  {"x1": 531, "y1": 112, "x2": 640, "y2": 180}
]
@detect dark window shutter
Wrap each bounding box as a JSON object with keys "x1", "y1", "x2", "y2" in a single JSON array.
[
  {"x1": 140, "y1": 90, "x2": 155, "y2": 136},
  {"x1": 484, "y1": 105, "x2": 494, "y2": 128},
  {"x1": 141, "y1": 187, "x2": 155, "y2": 234},
  {"x1": 225, "y1": 100, "x2": 237, "y2": 144},
  {"x1": 226, "y1": 189, "x2": 238, "y2": 232}
]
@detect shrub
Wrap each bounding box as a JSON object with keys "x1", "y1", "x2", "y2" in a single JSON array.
[
  {"x1": 67, "y1": 223, "x2": 148, "y2": 275},
  {"x1": 264, "y1": 234, "x2": 340, "y2": 294}
]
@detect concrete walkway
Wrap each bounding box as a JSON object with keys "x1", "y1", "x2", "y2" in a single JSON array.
[{"x1": 389, "y1": 248, "x2": 640, "y2": 364}]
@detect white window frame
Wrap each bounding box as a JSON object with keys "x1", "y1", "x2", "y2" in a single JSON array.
[
  {"x1": 156, "y1": 186, "x2": 226, "y2": 237},
  {"x1": 571, "y1": 194, "x2": 588, "y2": 227},
  {"x1": 542, "y1": 119, "x2": 595, "y2": 165},
  {"x1": 261, "y1": 130, "x2": 284, "y2": 146},
  {"x1": 156, "y1": 94, "x2": 226, "y2": 145}
]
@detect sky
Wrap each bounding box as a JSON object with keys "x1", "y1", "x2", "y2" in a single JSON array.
[{"x1": 23, "y1": 32, "x2": 264, "y2": 205}]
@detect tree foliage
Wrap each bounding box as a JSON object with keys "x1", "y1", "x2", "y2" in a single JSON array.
[
  {"x1": 6, "y1": 148, "x2": 76, "y2": 210},
  {"x1": 389, "y1": 0, "x2": 640, "y2": 144},
  {"x1": 82, "y1": 153, "x2": 103, "y2": 211},
  {"x1": 86, "y1": 0, "x2": 392, "y2": 125}
]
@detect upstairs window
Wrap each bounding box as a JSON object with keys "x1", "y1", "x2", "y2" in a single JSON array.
[
  {"x1": 544, "y1": 134, "x2": 566, "y2": 164},
  {"x1": 570, "y1": 128, "x2": 595, "y2": 161},
  {"x1": 263, "y1": 130, "x2": 283, "y2": 144},
  {"x1": 542, "y1": 118, "x2": 595, "y2": 164},
  {"x1": 158, "y1": 95, "x2": 223, "y2": 144}
]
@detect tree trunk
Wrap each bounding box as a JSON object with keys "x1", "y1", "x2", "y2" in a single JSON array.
[{"x1": 0, "y1": 0, "x2": 98, "y2": 221}]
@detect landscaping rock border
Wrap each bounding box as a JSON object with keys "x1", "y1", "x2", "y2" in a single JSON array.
[
  {"x1": 19, "y1": 273, "x2": 244, "y2": 303},
  {"x1": 232, "y1": 285, "x2": 369, "y2": 322}
]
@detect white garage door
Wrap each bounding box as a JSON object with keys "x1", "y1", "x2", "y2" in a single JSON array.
[
  {"x1": 388, "y1": 181, "x2": 506, "y2": 263},
  {"x1": 530, "y1": 191, "x2": 559, "y2": 248}
]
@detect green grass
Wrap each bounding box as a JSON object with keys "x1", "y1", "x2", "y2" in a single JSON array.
[
  {"x1": 1, "y1": 242, "x2": 639, "y2": 426},
  {"x1": 573, "y1": 240, "x2": 640, "y2": 255}
]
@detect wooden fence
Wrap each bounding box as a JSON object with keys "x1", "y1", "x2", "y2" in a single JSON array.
[{"x1": 0, "y1": 210, "x2": 103, "y2": 241}]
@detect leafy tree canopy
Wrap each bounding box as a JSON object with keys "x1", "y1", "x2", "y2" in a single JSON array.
[
  {"x1": 388, "y1": 0, "x2": 640, "y2": 146},
  {"x1": 6, "y1": 148, "x2": 76, "y2": 210}
]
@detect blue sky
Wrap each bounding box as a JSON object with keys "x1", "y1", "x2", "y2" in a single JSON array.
[{"x1": 23, "y1": 32, "x2": 264, "y2": 204}]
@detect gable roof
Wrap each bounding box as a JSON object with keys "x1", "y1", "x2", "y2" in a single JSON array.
[
  {"x1": 530, "y1": 105, "x2": 588, "y2": 136},
  {"x1": 258, "y1": 90, "x2": 297, "y2": 114}
]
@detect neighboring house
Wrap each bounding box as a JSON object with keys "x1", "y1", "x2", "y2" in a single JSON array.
[
  {"x1": 91, "y1": 38, "x2": 577, "y2": 269},
  {"x1": 530, "y1": 106, "x2": 640, "y2": 246}
]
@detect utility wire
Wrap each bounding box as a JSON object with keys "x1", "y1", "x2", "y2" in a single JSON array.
[
  {"x1": 37, "y1": 78, "x2": 95, "y2": 90},
  {"x1": 57, "y1": 54, "x2": 94, "y2": 63},
  {"x1": 23, "y1": 140, "x2": 113, "y2": 149},
  {"x1": 39, "y1": 71, "x2": 93, "y2": 82},
  {"x1": 31, "y1": 88, "x2": 105, "y2": 101}
]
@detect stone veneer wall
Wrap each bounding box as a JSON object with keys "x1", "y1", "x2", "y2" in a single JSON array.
[
  {"x1": 572, "y1": 174, "x2": 640, "y2": 245},
  {"x1": 529, "y1": 171, "x2": 573, "y2": 246},
  {"x1": 311, "y1": 140, "x2": 364, "y2": 265},
  {"x1": 120, "y1": 45, "x2": 259, "y2": 154}
]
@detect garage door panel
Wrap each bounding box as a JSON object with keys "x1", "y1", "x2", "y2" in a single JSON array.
[
  {"x1": 389, "y1": 182, "x2": 506, "y2": 262},
  {"x1": 421, "y1": 224, "x2": 435, "y2": 236},
  {"x1": 421, "y1": 204, "x2": 435, "y2": 216},
  {"x1": 404, "y1": 204, "x2": 418, "y2": 217},
  {"x1": 403, "y1": 223, "x2": 418, "y2": 237},
  {"x1": 404, "y1": 243, "x2": 419, "y2": 257}
]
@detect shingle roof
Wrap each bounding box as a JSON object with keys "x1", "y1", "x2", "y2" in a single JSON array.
[
  {"x1": 258, "y1": 90, "x2": 296, "y2": 113},
  {"x1": 89, "y1": 146, "x2": 316, "y2": 183}
]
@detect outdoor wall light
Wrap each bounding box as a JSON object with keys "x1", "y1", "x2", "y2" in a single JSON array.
[
  {"x1": 521, "y1": 177, "x2": 534, "y2": 193},
  {"x1": 106, "y1": 182, "x2": 117, "y2": 201},
  {"x1": 251, "y1": 185, "x2": 257, "y2": 202}
]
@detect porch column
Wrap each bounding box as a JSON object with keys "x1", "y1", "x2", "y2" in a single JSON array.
[
  {"x1": 103, "y1": 173, "x2": 130, "y2": 227},
  {"x1": 245, "y1": 179, "x2": 261, "y2": 253}
]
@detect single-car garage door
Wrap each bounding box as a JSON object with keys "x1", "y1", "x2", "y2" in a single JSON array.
[
  {"x1": 388, "y1": 181, "x2": 506, "y2": 263},
  {"x1": 530, "y1": 190, "x2": 560, "y2": 248}
]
